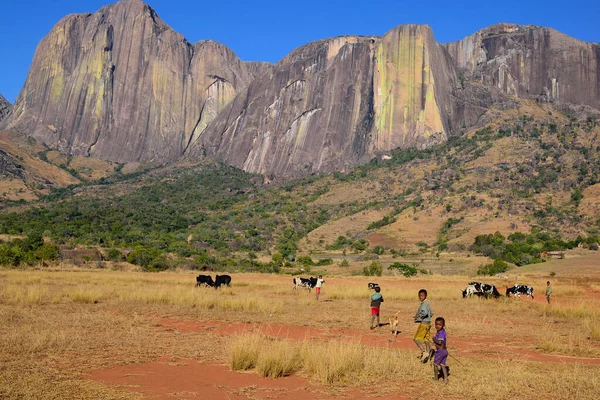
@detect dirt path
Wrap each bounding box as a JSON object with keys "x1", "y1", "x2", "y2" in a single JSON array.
[
  {"x1": 86, "y1": 317, "x2": 600, "y2": 400},
  {"x1": 153, "y1": 318, "x2": 600, "y2": 365}
]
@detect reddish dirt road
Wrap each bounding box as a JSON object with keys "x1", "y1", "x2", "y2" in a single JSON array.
[{"x1": 86, "y1": 317, "x2": 599, "y2": 399}]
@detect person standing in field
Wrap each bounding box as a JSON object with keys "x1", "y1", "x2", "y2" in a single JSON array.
[
  {"x1": 432, "y1": 317, "x2": 449, "y2": 384},
  {"x1": 315, "y1": 275, "x2": 325, "y2": 300},
  {"x1": 413, "y1": 289, "x2": 434, "y2": 363},
  {"x1": 545, "y1": 281, "x2": 552, "y2": 304},
  {"x1": 370, "y1": 286, "x2": 384, "y2": 329}
]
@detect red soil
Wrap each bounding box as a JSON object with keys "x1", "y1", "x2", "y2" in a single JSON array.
[{"x1": 87, "y1": 317, "x2": 600, "y2": 399}]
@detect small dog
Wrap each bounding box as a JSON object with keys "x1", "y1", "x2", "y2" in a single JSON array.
[{"x1": 389, "y1": 311, "x2": 401, "y2": 335}]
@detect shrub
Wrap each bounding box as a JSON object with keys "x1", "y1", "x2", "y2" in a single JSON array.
[
  {"x1": 363, "y1": 261, "x2": 382, "y2": 276},
  {"x1": 477, "y1": 259, "x2": 509, "y2": 276},
  {"x1": 371, "y1": 246, "x2": 385, "y2": 255},
  {"x1": 387, "y1": 262, "x2": 418, "y2": 277}
]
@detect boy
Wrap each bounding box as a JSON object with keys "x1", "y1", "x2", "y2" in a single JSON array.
[
  {"x1": 370, "y1": 286, "x2": 384, "y2": 329},
  {"x1": 545, "y1": 281, "x2": 552, "y2": 304},
  {"x1": 432, "y1": 317, "x2": 449, "y2": 383},
  {"x1": 413, "y1": 289, "x2": 434, "y2": 363},
  {"x1": 315, "y1": 275, "x2": 325, "y2": 300}
]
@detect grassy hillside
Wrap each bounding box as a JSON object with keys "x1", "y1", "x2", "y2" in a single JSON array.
[{"x1": 0, "y1": 100, "x2": 599, "y2": 273}]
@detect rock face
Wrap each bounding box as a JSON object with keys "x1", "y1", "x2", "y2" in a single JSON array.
[
  {"x1": 445, "y1": 23, "x2": 600, "y2": 109},
  {"x1": 0, "y1": 94, "x2": 11, "y2": 126},
  {"x1": 188, "y1": 26, "x2": 464, "y2": 178},
  {"x1": 8, "y1": 3, "x2": 600, "y2": 177},
  {"x1": 9, "y1": 0, "x2": 251, "y2": 163}
]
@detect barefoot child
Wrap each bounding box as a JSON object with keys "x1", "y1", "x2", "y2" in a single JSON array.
[
  {"x1": 432, "y1": 317, "x2": 449, "y2": 383},
  {"x1": 413, "y1": 289, "x2": 434, "y2": 362},
  {"x1": 370, "y1": 286, "x2": 384, "y2": 329}
]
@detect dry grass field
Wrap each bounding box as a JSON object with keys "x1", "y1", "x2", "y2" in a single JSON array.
[{"x1": 1, "y1": 252, "x2": 600, "y2": 400}]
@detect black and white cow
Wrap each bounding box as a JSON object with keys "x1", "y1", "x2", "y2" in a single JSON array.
[
  {"x1": 462, "y1": 282, "x2": 501, "y2": 298},
  {"x1": 293, "y1": 277, "x2": 318, "y2": 291},
  {"x1": 368, "y1": 282, "x2": 380, "y2": 290},
  {"x1": 214, "y1": 274, "x2": 232, "y2": 288},
  {"x1": 196, "y1": 274, "x2": 215, "y2": 287},
  {"x1": 506, "y1": 284, "x2": 534, "y2": 299},
  {"x1": 481, "y1": 283, "x2": 502, "y2": 298}
]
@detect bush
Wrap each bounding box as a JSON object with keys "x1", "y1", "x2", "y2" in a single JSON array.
[
  {"x1": 477, "y1": 259, "x2": 509, "y2": 276},
  {"x1": 363, "y1": 261, "x2": 382, "y2": 276},
  {"x1": 339, "y1": 259, "x2": 349, "y2": 267},
  {"x1": 387, "y1": 262, "x2": 418, "y2": 277},
  {"x1": 371, "y1": 246, "x2": 385, "y2": 255}
]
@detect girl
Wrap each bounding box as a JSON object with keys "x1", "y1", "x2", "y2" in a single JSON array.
[{"x1": 432, "y1": 317, "x2": 449, "y2": 383}]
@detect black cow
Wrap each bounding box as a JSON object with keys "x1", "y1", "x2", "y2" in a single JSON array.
[
  {"x1": 506, "y1": 284, "x2": 534, "y2": 299},
  {"x1": 368, "y1": 282, "x2": 380, "y2": 290},
  {"x1": 214, "y1": 274, "x2": 232, "y2": 288},
  {"x1": 293, "y1": 277, "x2": 318, "y2": 291},
  {"x1": 196, "y1": 274, "x2": 215, "y2": 287}
]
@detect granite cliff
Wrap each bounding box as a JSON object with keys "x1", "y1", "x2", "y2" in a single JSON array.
[
  {"x1": 187, "y1": 25, "x2": 469, "y2": 178},
  {"x1": 9, "y1": 0, "x2": 252, "y2": 163},
  {"x1": 0, "y1": 94, "x2": 11, "y2": 126},
  {"x1": 445, "y1": 23, "x2": 600, "y2": 109},
  {"x1": 6, "y1": 2, "x2": 600, "y2": 178}
]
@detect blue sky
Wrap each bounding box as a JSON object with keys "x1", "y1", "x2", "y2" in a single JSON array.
[{"x1": 1, "y1": 0, "x2": 598, "y2": 103}]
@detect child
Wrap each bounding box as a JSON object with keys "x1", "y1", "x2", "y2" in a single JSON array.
[
  {"x1": 370, "y1": 286, "x2": 384, "y2": 329},
  {"x1": 432, "y1": 317, "x2": 449, "y2": 384},
  {"x1": 413, "y1": 289, "x2": 434, "y2": 363},
  {"x1": 545, "y1": 281, "x2": 552, "y2": 304},
  {"x1": 315, "y1": 275, "x2": 325, "y2": 300}
]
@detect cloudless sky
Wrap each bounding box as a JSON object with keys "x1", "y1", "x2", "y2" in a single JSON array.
[{"x1": 1, "y1": 0, "x2": 598, "y2": 103}]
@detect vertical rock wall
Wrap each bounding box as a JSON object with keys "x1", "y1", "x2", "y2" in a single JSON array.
[
  {"x1": 9, "y1": 0, "x2": 251, "y2": 163},
  {"x1": 445, "y1": 23, "x2": 600, "y2": 110}
]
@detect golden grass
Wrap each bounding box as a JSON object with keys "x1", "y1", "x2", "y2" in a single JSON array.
[{"x1": 1, "y1": 267, "x2": 600, "y2": 399}]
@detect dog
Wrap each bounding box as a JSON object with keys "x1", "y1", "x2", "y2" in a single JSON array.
[{"x1": 389, "y1": 311, "x2": 401, "y2": 335}]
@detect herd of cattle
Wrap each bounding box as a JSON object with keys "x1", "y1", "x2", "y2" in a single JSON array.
[
  {"x1": 195, "y1": 274, "x2": 534, "y2": 300},
  {"x1": 462, "y1": 281, "x2": 535, "y2": 299},
  {"x1": 195, "y1": 274, "x2": 232, "y2": 288}
]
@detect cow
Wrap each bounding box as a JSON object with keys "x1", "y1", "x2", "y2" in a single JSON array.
[
  {"x1": 462, "y1": 282, "x2": 501, "y2": 298},
  {"x1": 506, "y1": 284, "x2": 534, "y2": 299},
  {"x1": 199, "y1": 265, "x2": 214, "y2": 272},
  {"x1": 214, "y1": 275, "x2": 232, "y2": 288},
  {"x1": 293, "y1": 277, "x2": 317, "y2": 291},
  {"x1": 462, "y1": 283, "x2": 479, "y2": 298},
  {"x1": 368, "y1": 282, "x2": 380, "y2": 290},
  {"x1": 481, "y1": 283, "x2": 502, "y2": 299},
  {"x1": 195, "y1": 274, "x2": 215, "y2": 287},
  {"x1": 389, "y1": 311, "x2": 401, "y2": 336}
]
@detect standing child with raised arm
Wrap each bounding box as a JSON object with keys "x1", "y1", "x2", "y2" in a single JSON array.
[
  {"x1": 370, "y1": 286, "x2": 384, "y2": 329},
  {"x1": 413, "y1": 289, "x2": 434, "y2": 363},
  {"x1": 432, "y1": 317, "x2": 449, "y2": 383}
]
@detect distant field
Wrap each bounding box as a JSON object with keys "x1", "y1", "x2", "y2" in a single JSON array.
[{"x1": 1, "y1": 257, "x2": 599, "y2": 399}]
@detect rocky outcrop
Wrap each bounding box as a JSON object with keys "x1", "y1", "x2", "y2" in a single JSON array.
[
  {"x1": 0, "y1": 94, "x2": 11, "y2": 126},
  {"x1": 9, "y1": 0, "x2": 251, "y2": 163},
  {"x1": 445, "y1": 23, "x2": 600, "y2": 110},
  {"x1": 188, "y1": 26, "x2": 466, "y2": 178}
]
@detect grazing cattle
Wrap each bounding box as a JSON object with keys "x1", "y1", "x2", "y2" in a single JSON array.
[
  {"x1": 462, "y1": 284, "x2": 479, "y2": 298},
  {"x1": 462, "y1": 282, "x2": 501, "y2": 298},
  {"x1": 214, "y1": 275, "x2": 232, "y2": 288},
  {"x1": 368, "y1": 282, "x2": 380, "y2": 290},
  {"x1": 199, "y1": 265, "x2": 214, "y2": 272},
  {"x1": 389, "y1": 311, "x2": 401, "y2": 336},
  {"x1": 481, "y1": 283, "x2": 502, "y2": 298},
  {"x1": 293, "y1": 277, "x2": 318, "y2": 291},
  {"x1": 195, "y1": 274, "x2": 215, "y2": 287},
  {"x1": 506, "y1": 284, "x2": 534, "y2": 299}
]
